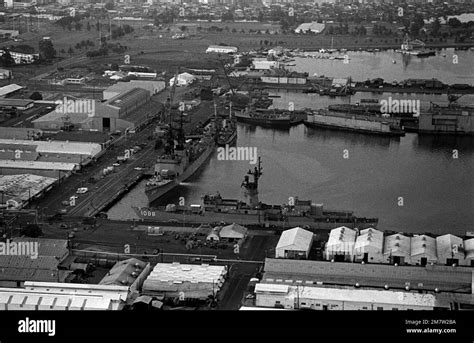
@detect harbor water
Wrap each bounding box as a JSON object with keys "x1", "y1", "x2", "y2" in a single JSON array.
[{"x1": 108, "y1": 51, "x2": 474, "y2": 236}]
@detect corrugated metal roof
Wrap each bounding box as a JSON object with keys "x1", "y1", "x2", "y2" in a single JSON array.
[
  {"x1": 355, "y1": 228, "x2": 384, "y2": 252},
  {"x1": 383, "y1": 234, "x2": 411, "y2": 257},
  {"x1": 0, "y1": 84, "x2": 23, "y2": 97},
  {"x1": 0, "y1": 160, "x2": 76, "y2": 171},
  {"x1": 276, "y1": 227, "x2": 313, "y2": 252},
  {"x1": 411, "y1": 235, "x2": 437, "y2": 259},
  {"x1": 0, "y1": 174, "x2": 56, "y2": 202}
]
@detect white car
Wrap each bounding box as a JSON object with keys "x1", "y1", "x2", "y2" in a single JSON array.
[{"x1": 76, "y1": 187, "x2": 88, "y2": 194}]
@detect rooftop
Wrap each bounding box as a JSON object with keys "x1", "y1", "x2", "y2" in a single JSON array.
[
  {"x1": 263, "y1": 258, "x2": 473, "y2": 293},
  {"x1": 0, "y1": 174, "x2": 56, "y2": 203},
  {"x1": 276, "y1": 227, "x2": 313, "y2": 252},
  {"x1": 0, "y1": 84, "x2": 23, "y2": 97}
]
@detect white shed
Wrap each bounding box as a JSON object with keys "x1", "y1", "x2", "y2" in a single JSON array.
[
  {"x1": 354, "y1": 228, "x2": 384, "y2": 263},
  {"x1": 206, "y1": 226, "x2": 221, "y2": 242},
  {"x1": 325, "y1": 226, "x2": 357, "y2": 262},
  {"x1": 411, "y1": 235, "x2": 437, "y2": 266},
  {"x1": 169, "y1": 72, "x2": 195, "y2": 87},
  {"x1": 436, "y1": 234, "x2": 466, "y2": 266},
  {"x1": 276, "y1": 227, "x2": 314, "y2": 259},
  {"x1": 219, "y1": 223, "x2": 247, "y2": 242},
  {"x1": 383, "y1": 234, "x2": 411, "y2": 265},
  {"x1": 464, "y1": 238, "x2": 474, "y2": 267}
]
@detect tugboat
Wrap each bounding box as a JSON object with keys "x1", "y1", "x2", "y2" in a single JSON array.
[{"x1": 134, "y1": 158, "x2": 379, "y2": 230}]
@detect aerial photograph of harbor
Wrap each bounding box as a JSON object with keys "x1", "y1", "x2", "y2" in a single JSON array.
[{"x1": 0, "y1": 0, "x2": 473, "y2": 339}]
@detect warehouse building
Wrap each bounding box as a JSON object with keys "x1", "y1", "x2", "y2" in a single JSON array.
[
  {"x1": 169, "y1": 72, "x2": 196, "y2": 87},
  {"x1": 410, "y1": 235, "x2": 437, "y2": 266},
  {"x1": 325, "y1": 226, "x2": 357, "y2": 262},
  {"x1": 0, "y1": 282, "x2": 129, "y2": 310},
  {"x1": 99, "y1": 258, "x2": 151, "y2": 297},
  {"x1": 0, "y1": 138, "x2": 103, "y2": 167},
  {"x1": 0, "y1": 160, "x2": 76, "y2": 179},
  {"x1": 34, "y1": 88, "x2": 161, "y2": 132},
  {"x1": 0, "y1": 84, "x2": 23, "y2": 98},
  {"x1": 383, "y1": 233, "x2": 411, "y2": 265},
  {"x1": 142, "y1": 263, "x2": 227, "y2": 300},
  {"x1": 0, "y1": 174, "x2": 56, "y2": 209},
  {"x1": 354, "y1": 228, "x2": 384, "y2": 263},
  {"x1": 254, "y1": 283, "x2": 447, "y2": 310},
  {"x1": 206, "y1": 45, "x2": 238, "y2": 54},
  {"x1": 0, "y1": 238, "x2": 71, "y2": 287},
  {"x1": 103, "y1": 81, "x2": 165, "y2": 100},
  {"x1": 252, "y1": 59, "x2": 280, "y2": 70},
  {"x1": 436, "y1": 234, "x2": 466, "y2": 266},
  {"x1": 262, "y1": 258, "x2": 474, "y2": 294},
  {"x1": 0, "y1": 98, "x2": 34, "y2": 111},
  {"x1": 276, "y1": 227, "x2": 314, "y2": 259}
]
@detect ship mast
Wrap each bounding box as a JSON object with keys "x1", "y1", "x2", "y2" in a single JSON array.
[{"x1": 241, "y1": 157, "x2": 263, "y2": 208}]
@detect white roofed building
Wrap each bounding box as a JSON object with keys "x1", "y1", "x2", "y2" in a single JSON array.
[
  {"x1": 142, "y1": 263, "x2": 227, "y2": 300},
  {"x1": 276, "y1": 227, "x2": 314, "y2": 259},
  {"x1": 219, "y1": 223, "x2": 247, "y2": 243},
  {"x1": 464, "y1": 238, "x2": 474, "y2": 267},
  {"x1": 325, "y1": 226, "x2": 356, "y2": 262},
  {"x1": 169, "y1": 72, "x2": 196, "y2": 87},
  {"x1": 206, "y1": 45, "x2": 238, "y2": 54},
  {"x1": 254, "y1": 283, "x2": 446, "y2": 311},
  {"x1": 354, "y1": 228, "x2": 384, "y2": 263},
  {"x1": 294, "y1": 22, "x2": 326, "y2": 34},
  {"x1": 436, "y1": 234, "x2": 466, "y2": 266},
  {"x1": 411, "y1": 235, "x2": 437, "y2": 266},
  {"x1": 383, "y1": 234, "x2": 411, "y2": 265}
]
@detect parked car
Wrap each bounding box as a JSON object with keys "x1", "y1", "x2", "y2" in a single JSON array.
[{"x1": 76, "y1": 187, "x2": 88, "y2": 194}]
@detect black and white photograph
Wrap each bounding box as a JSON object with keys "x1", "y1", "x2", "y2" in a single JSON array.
[{"x1": 0, "y1": 0, "x2": 472, "y2": 340}]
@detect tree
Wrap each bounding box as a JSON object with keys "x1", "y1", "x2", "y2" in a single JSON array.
[
  {"x1": 447, "y1": 18, "x2": 461, "y2": 28},
  {"x1": 39, "y1": 39, "x2": 56, "y2": 61},
  {"x1": 29, "y1": 92, "x2": 42, "y2": 100},
  {"x1": 105, "y1": 2, "x2": 114, "y2": 10},
  {"x1": 0, "y1": 49, "x2": 14, "y2": 67},
  {"x1": 75, "y1": 22, "x2": 82, "y2": 31},
  {"x1": 431, "y1": 17, "x2": 441, "y2": 37},
  {"x1": 87, "y1": 21, "x2": 91, "y2": 31},
  {"x1": 68, "y1": 47, "x2": 74, "y2": 55}
]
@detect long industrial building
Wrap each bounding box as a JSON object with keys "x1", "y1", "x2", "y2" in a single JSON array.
[
  {"x1": 33, "y1": 88, "x2": 164, "y2": 132},
  {"x1": 254, "y1": 283, "x2": 448, "y2": 310}
]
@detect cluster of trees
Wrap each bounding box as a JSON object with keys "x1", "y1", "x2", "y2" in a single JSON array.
[
  {"x1": 325, "y1": 23, "x2": 349, "y2": 35},
  {"x1": 0, "y1": 49, "x2": 14, "y2": 67},
  {"x1": 74, "y1": 40, "x2": 95, "y2": 50},
  {"x1": 372, "y1": 24, "x2": 394, "y2": 36},
  {"x1": 55, "y1": 15, "x2": 84, "y2": 31},
  {"x1": 86, "y1": 47, "x2": 108, "y2": 58},
  {"x1": 39, "y1": 39, "x2": 56, "y2": 61},
  {"x1": 154, "y1": 9, "x2": 176, "y2": 25},
  {"x1": 8, "y1": 44, "x2": 35, "y2": 54},
  {"x1": 352, "y1": 25, "x2": 367, "y2": 36},
  {"x1": 111, "y1": 24, "x2": 134, "y2": 39}
]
